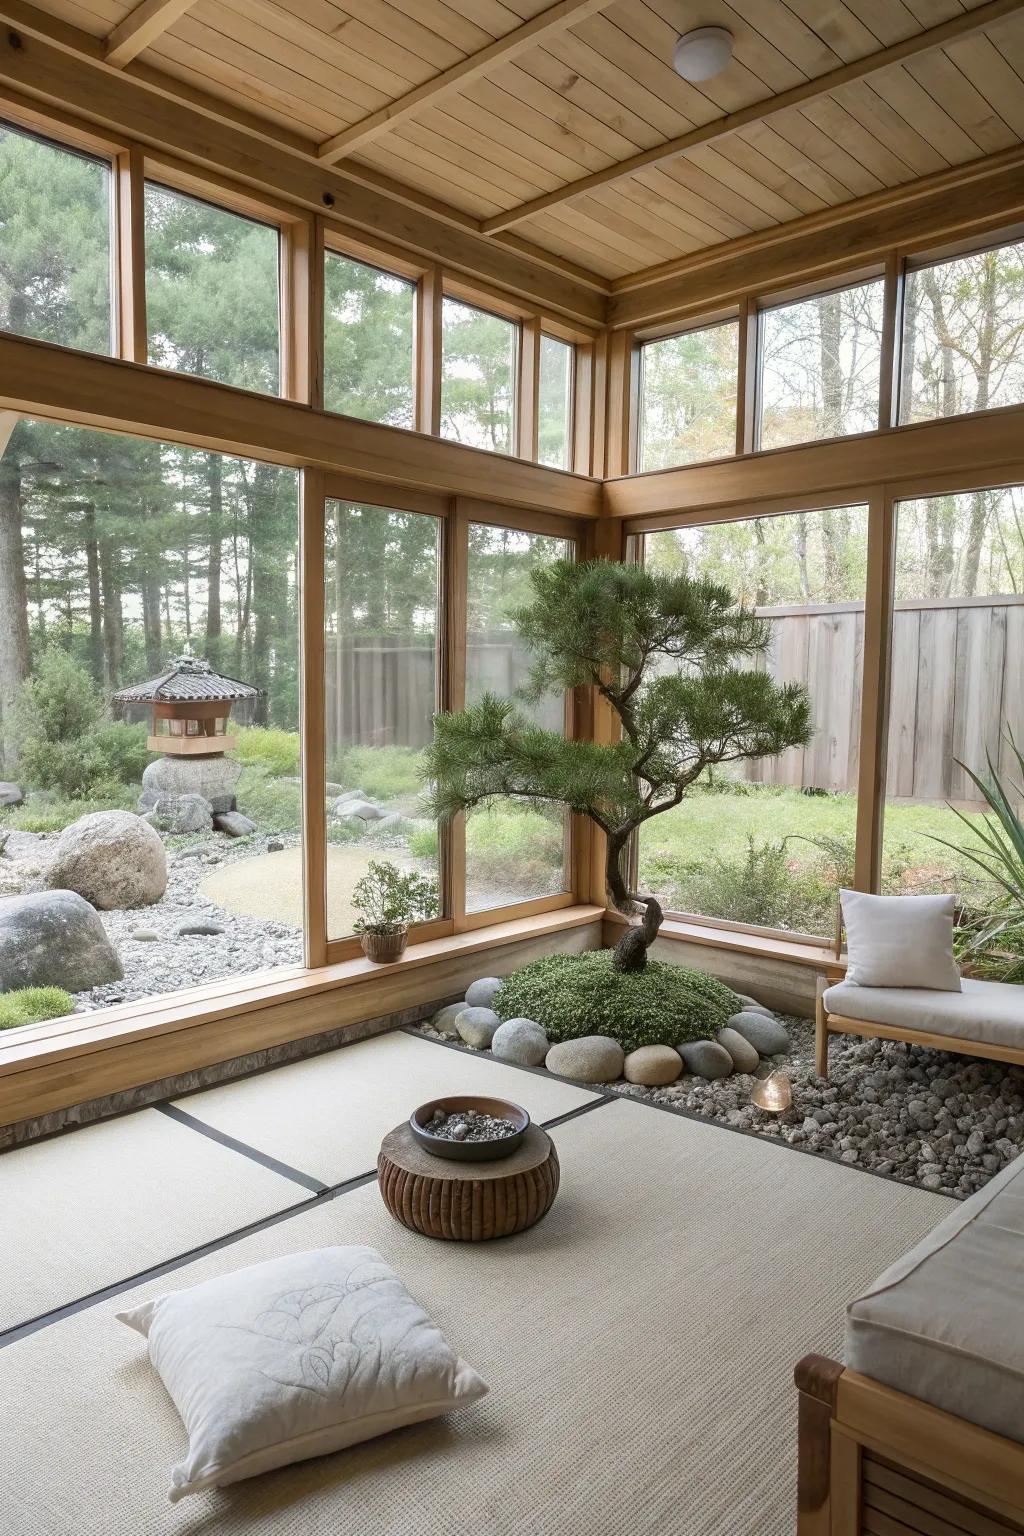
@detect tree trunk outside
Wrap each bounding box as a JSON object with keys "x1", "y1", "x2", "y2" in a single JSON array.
[
  {"x1": 99, "y1": 537, "x2": 123, "y2": 689},
  {"x1": 206, "y1": 452, "x2": 223, "y2": 667},
  {"x1": 83, "y1": 503, "x2": 104, "y2": 685},
  {"x1": 0, "y1": 454, "x2": 31, "y2": 772}
]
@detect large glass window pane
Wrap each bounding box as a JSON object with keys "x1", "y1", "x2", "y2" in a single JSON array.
[
  {"x1": 144, "y1": 183, "x2": 280, "y2": 394},
  {"x1": 900, "y1": 241, "x2": 1024, "y2": 425},
  {"x1": 638, "y1": 506, "x2": 869, "y2": 938},
  {"x1": 0, "y1": 120, "x2": 113, "y2": 354},
  {"x1": 637, "y1": 319, "x2": 738, "y2": 471},
  {"x1": 0, "y1": 418, "x2": 300, "y2": 1023},
  {"x1": 758, "y1": 280, "x2": 884, "y2": 449},
  {"x1": 882, "y1": 487, "x2": 1024, "y2": 924},
  {"x1": 440, "y1": 297, "x2": 518, "y2": 454},
  {"x1": 323, "y1": 252, "x2": 415, "y2": 427},
  {"x1": 465, "y1": 523, "x2": 572, "y2": 913},
  {"x1": 537, "y1": 333, "x2": 573, "y2": 469},
  {"x1": 324, "y1": 501, "x2": 440, "y2": 941}
]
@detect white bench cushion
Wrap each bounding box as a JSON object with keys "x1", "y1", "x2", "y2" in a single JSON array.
[
  {"x1": 824, "y1": 977, "x2": 1024, "y2": 1050},
  {"x1": 845, "y1": 1152, "x2": 1024, "y2": 1441}
]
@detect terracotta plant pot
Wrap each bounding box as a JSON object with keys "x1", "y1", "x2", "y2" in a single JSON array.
[{"x1": 360, "y1": 927, "x2": 409, "y2": 963}]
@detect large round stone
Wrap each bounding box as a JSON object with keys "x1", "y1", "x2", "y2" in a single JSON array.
[
  {"x1": 0, "y1": 889, "x2": 122, "y2": 992},
  {"x1": 624, "y1": 1045, "x2": 682, "y2": 1085},
  {"x1": 429, "y1": 1002, "x2": 464, "y2": 1037},
  {"x1": 492, "y1": 1017, "x2": 548, "y2": 1067},
  {"x1": 678, "y1": 1040, "x2": 734, "y2": 1080},
  {"x1": 456, "y1": 1006, "x2": 501, "y2": 1049},
  {"x1": 45, "y1": 810, "x2": 167, "y2": 910},
  {"x1": 717, "y1": 1027, "x2": 759, "y2": 1073},
  {"x1": 139, "y1": 754, "x2": 241, "y2": 811},
  {"x1": 545, "y1": 1035, "x2": 624, "y2": 1083},
  {"x1": 465, "y1": 976, "x2": 502, "y2": 1009},
  {"x1": 728, "y1": 1010, "x2": 789, "y2": 1056}
]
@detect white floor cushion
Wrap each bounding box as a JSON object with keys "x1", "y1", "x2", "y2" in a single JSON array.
[
  {"x1": 118, "y1": 1245, "x2": 487, "y2": 1501},
  {"x1": 845, "y1": 1152, "x2": 1024, "y2": 1442},
  {"x1": 824, "y1": 977, "x2": 1024, "y2": 1050}
]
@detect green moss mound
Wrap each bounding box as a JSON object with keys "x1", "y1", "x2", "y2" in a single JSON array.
[
  {"x1": 493, "y1": 950, "x2": 740, "y2": 1052},
  {"x1": 0, "y1": 987, "x2": 75, "y2": 1031}
]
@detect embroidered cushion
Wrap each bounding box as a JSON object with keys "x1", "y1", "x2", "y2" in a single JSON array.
[{"x1": 118, "y1": 1245, "x2": 487, "y2": 1501}]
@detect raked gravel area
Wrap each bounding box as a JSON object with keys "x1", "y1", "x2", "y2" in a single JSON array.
[{"x1": 416, "y1": 1013, "x2": 1024, "y2": 1199}]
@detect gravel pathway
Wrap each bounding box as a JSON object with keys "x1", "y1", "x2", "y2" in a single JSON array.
[
  {"x1": 75, "y1": 835, "x2": 304, "y2": 1011},
  {"x1": 416, "y1": 1015, "x2": 1024, "y2": 1199}
]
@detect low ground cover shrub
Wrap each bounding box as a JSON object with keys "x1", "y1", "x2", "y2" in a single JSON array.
[
  {"x1": 2, "y1": 788, "x2": 137, "y2": 833},
  {"x1": 233, "y1": 727, "x2": 301, "y2": 778},
  {"x1": 328, "y1": 745, "x2": 424, "y2": 803},
  {"x1": 0, "y1": 987, "x2": 74, "y2": 1030},
  {"x1": 494, "y1": 950, "x2": 740, "y2": 1051}
]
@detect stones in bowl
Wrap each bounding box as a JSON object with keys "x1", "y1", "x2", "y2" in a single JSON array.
[{"x1": 410, "y1": 1096, "x2": 530, "y2": 1161}]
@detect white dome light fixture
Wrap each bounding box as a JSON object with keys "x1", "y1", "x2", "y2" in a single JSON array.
[{"x1": 673, "y1": 25, "x2": 733, "y2": 83}]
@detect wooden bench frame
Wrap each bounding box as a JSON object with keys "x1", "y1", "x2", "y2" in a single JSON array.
[
  {"x1": 796, "y1": 1355, "x2": 1024, "y2": 1535},
  {"x1": 814, "y1": 977, "x2": 1024, "y2": 1078}
]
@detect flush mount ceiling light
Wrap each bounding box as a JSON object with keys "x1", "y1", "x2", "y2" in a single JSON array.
[{"x1": 672, "y1": 25, "x2": 733, "y2": 83}]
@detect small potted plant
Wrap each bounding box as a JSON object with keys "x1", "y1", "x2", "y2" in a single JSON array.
[{"x1": 352, "y1": 859, "x2": 439, "y2": 963}]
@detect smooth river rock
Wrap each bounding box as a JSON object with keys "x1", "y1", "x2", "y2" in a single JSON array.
[
  {"x1": 0, "y1": 889, "x2": 123, "y2": 992},
  {"x1": 623, "y1": 1044, "x2": 682, "y2": 1086},
  {"x1": 545, "y1": 1035, "x2": 624, "y2": 1083},
  {"x1": 678, "y1": 1040, "x2": 734, "y2": 1080},
  {"x1": 716, "y1": 1027, "x2": 760, "y2": 1073},
  {"x1": 44, "y1": 810, "x2": 167, "y2": 910},
  {"x1": 728, "y1": 1010, "x2": 789, "y2": 1056},
  {"x1": 430, "y1": 1002, "x2": 464, "y2": 1037},
  {"x1": 465, "y1": 976, "x2": 502, "y2": 1009},
  {"x1": 491, "y1": 1017, "x2": 548, "y2": 1067},
  {"x1": 456, "y1": 1006, "x2": 501, "y2": 1049}
]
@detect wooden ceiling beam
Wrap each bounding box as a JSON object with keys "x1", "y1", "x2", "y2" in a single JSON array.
[
  {"x1": 0, "y1": 9, "x2": 608, "y2": 323},
  {"x1": 481, "y1": 0, "x2": 1024, "y2": 235},
  {"x1": 316, "y1": 0, "x2": 614, "y2": 164},
  {"x1": 104, "y1": 0, "x2": 197, "y2": 68}
]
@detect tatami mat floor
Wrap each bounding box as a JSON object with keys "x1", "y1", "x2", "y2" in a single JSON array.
[{"x1": 1, "y1": 1029, "x2": 954, "y2": 1536}]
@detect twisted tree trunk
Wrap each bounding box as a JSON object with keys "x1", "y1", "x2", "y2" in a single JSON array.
[{"x1": 605, "y1": 827, "x2": 664, "y2": 973}]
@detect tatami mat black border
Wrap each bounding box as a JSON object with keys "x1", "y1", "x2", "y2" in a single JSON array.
[
  {"x1": 155, "y1": 1102, "x2": 328, "y2": 1193},
  {"x1": 0, "y1": 1093, "x2": 614, "y2": 1348}
]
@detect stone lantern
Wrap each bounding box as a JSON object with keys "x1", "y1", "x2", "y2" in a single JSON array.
[{"x1": 113, "y1": 654, "x2": 263, "y2": 835}]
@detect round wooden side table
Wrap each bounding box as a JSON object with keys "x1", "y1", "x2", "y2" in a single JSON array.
[{"x1": 378, "y1": 1121, "x2": 559, "y2": 1241}]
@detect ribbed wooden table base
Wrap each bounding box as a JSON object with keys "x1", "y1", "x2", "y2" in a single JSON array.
[{"x1": 378, "y1": 1123, "x2": 559, "y2": 1241}]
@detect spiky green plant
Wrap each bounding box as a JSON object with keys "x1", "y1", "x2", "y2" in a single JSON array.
[
  {"x1": 932, "y1": 729, "x2": 1024, "y2": 972},
  {"x1": 423, "y1": 559, "x2": 812, "y2": 969}
]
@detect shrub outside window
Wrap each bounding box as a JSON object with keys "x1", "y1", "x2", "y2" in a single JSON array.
[
  {"x1": 637, "y1": 320, "x2": 738, "y2": 472},
  {"x1": 323, "y1": 251, "x2": 416, "y2": 427},
  {"x1": 0, "y1": 120, "x2": 114, "y2": 355},
  {"x1": 758, "y1": 280, "x2": 885, "y2": 449}
]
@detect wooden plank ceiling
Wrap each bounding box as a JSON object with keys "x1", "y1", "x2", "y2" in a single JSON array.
[{"x1": 27, "y1": 0, "x2": 1024, "y2": 286}]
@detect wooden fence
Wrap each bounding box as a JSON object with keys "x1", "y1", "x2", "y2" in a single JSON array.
[
  {"x1": 323, "y1": 631, "x2": 563, "y2": 759},
  {"x1": 747, "y1": 594, "x2": 1024, "y2": 806}
]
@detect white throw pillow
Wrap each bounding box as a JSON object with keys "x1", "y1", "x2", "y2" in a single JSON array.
[
  {"x1": 118, "y1": 1245, "x2": 487, "y2": 1502},
  {"x1": 840, "y1": 889, "x2": 961, "y2": 991}
]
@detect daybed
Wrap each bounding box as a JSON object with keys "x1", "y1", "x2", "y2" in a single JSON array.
[
  {"x1": 816, "y1": 975, "x2": 1024, "y2": 1078},
  {"x1": 796, "y1": 1148, "x2": 1024, "y2": 1534}
]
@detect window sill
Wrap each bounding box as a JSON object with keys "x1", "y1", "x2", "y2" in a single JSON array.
[
  {"x1": 0, "y1": 904, "x2": 604, "y2": 1127},
  {"x1": 603, "y1": 910, "x2": 846, "y2": 973}
]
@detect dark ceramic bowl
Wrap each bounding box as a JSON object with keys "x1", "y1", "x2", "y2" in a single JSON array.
[{"x1": 409, "y1": 1095, "x2": 530, "y2": 1161}]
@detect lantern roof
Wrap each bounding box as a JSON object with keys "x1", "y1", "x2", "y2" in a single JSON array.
[{"x1": 111, "y1": 652, "x2": 263, "y2": 704}]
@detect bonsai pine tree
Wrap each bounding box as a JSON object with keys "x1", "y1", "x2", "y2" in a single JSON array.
[{"x1": 424, "y1": 559, "x2": 813, "y2": 973}]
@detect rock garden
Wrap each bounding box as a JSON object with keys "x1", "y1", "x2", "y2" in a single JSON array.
[{"x1": 417, "y1": 965, "x2": 1024, "y2": 1200}]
